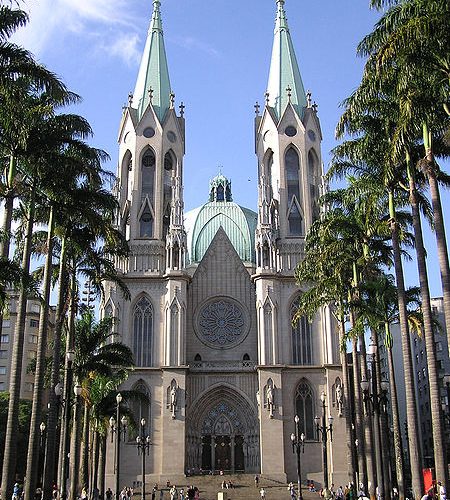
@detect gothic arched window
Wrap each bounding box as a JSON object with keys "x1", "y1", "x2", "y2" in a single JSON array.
[
  {"x1": 288, "y1": 201, "x2": 303, "y2": 236},
  {"x1": 291, "y1": 298, "x2": 312, "y2": 365},
  {"x1": 295, "y1": 380, "x2": 315, "y2": 439},
  {"x1": 308, "y1": 149, "x2": 320, "y2": 221},
  {"x1": 133, "y1": 297, "x2": 153, "y2": 367},
  {"x1": 285, "y1": 148, "x2": 300, "y2": 202},
  {"x1": 139, "y1": 206, "x2": 153, "y2": 238},
  {"x1": 130, "y1": 380, "x2": 151, "y2": 439},
  {"x1": 163, "y1": 152, "x2": 175, "y2": 237},
  {"x1": 141, "y1": 149, "x2": 155, "y2": 201}
]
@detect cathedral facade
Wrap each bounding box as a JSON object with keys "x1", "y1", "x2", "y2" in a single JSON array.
[{"x1": 104, "y1": 0, "x2": 347, "y2": 487}]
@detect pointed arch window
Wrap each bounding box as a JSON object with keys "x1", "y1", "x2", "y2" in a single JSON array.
[
  {"x1": 130, "y1": 380, "x2": 151, "y2": 439},
  {"x1": 308, "y1": 149, "x2": 320, "y2": 221},
  {"x1": 141, "y1": 149, "x2": 155, "y2": 201},
  {"x1": 163, "y1": 152, "x2": 175, "y2": 237},
  {"x1": 291, "y1": 298, "x2": 312, "y2": 365},
  {"x1": 288, "y1": 200, "x2": 303, "y2": 236},
  {"x1": 133, "y1": 297, "x2": 153, "y2": 367},
  {"x1": 295, "y1": 380, "x2": 315, "y2": 439},
  {"x1": 285, "y1": 148, "x2": 300, "y2": 201},
  {"x1": 140, "y1": 206, "x2": 154, "y2": 238}
]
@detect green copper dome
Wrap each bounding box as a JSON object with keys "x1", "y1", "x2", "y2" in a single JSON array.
[{"x1": 185, "y1": 175, "x2": 257, "y2": 264}]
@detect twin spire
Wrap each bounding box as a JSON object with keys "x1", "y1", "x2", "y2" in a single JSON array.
[
  {"x1": 132, "y1": 0, "x2": 171, "y2": 122},
  {"x1": 131, "y1": 0, "x2": 307, "y2": 123},
  {"x1": 266, "y1": 0, "x2": 307, "y2": 119}
]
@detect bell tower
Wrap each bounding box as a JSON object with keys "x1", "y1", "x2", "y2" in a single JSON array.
[
  {"x1": 253, "y1": 0, "x2": 334, "y2": 480},
  {"x1": 116, "y1": 0, "x2": 187, "y2": 273}
]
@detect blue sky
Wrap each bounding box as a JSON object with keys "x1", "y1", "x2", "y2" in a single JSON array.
[{"x1": 14, "y1": 0, "x2": 449, "y2": 297}]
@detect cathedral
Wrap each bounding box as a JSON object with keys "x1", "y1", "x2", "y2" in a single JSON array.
[{"x1": 104, "y1": 0, "x2": 347, "y2": 488}]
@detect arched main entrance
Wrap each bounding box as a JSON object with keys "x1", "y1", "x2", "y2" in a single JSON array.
[{"x1": 186, "y1": 386, "x2": 260, "y2": 473}]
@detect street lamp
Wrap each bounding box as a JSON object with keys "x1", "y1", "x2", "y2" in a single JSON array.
[
  {"x1": 136, "y1": 418, "x2": 151, "y2": 500},
  {"x1": 110, "y1": 393, "x2": 127, "y2": 500},
  {"x1": 59, "y1": 349, "x2": 75, "y2": 500},
  {"x1": 69, "y1": 382, "x2": 83, "y2": 500},
  {"x1": 361, "y1": 340, "x2": 389, "y2": 500},
  {"x1": 38, "y1": 422, "x2": 46, "y2": 488},
  {"x1": 314, "y1": 392, "x2": 333, "y2": 489},
  {"x1": 290, "y1": 415, "x2": 305, "y2": 500}
]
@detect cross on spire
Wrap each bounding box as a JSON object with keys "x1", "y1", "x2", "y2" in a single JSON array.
[
  {"x1": 307, "y1": 91, "x2": 312, "y2": 108},
  {"x1": 286, "y1": 86, "x2": 292, "y2": 101},
  {"x1": 170, "y1": 91, "x2": 175, "y2": 108},
  {"x1": 148, "y1": 87, "x2": 154, "y2": 103},
  {"x1": 179, "y1": 102, "x2": 185, "y2": 117},
  {"x1": 255, "y1": 102, "x2": 260, "y2": 115},
  {"x1": 128, "y1": 92, "x2": 133, "y2": 106}
]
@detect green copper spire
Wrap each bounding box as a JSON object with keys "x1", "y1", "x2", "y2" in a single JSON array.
[
  {"x1": 266, "y1": 0, "x2": 307, "y2": 119},
  {"x1": 132, "y1": 0, "x2": 172, "y2": 122}
]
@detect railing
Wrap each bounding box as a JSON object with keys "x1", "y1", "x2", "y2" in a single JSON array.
[{"x1": 189, "y1": 360, "x2": 256, "y2": 372}]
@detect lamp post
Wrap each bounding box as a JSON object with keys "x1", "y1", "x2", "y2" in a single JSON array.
[
  {"x1": 136, "y1": 418, "x2": 151, "y2": 500},
  {"x1": 290, "y1": 415, "x2": 305, "y2": 500},
  {"x1": 361, "y1": 340, "x2": 389, "y2": 500},
  {"x1": 314, "y1": 392, "x2": 333, "y2": 490},
  {"x1": 39, "y1": 422, "x2": 46, "y2": 488},
  {"x1": 69, "y1": 382, "x2": 82, "y2": 500},
  {"x1": 110, "y1": 394, "x2": 127, "y2": 500},
  {"x1": 59, "y1": 349, "x2": 76, "y2": 500}
]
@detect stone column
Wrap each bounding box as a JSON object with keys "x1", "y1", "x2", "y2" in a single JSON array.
[
  {"x1": 231, "y1": 436, "x2": 235, "y2": 473},
  {"x1": 211, "y1": 436, "x2": 216, "y2": 472}
]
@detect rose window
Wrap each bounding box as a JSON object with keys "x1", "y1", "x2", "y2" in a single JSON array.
[{"x1": 198, "y1": 299, "x2": 245, "y2": 346}]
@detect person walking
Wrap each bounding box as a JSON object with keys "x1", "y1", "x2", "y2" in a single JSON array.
[
  {"x1": 260, "y1": 487, "x2": 266, "y2": 500},
  {"x1": 255, "y1": 476, "x2": 259, "y2": 488},
  {"x1": 170, "y1": 485, "x2": 178, "y2": 500}
]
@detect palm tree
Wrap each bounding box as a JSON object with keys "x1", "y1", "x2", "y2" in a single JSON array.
[
  {"x1": 357, "y1": 9, "x2": 450, "y2": 486},
  {"x1": 24, "y1": 139, "x2": 113, "y2": 500},
  {"x1": 71, "y1": 311, "x2": 134, "y2": 496}
]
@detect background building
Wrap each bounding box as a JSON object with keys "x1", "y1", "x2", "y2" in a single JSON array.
[
  {"x1": 380, "y1": 296, "x2": 450, "y2": 470},
  {"x1": 103, "y1": 0, "x2": 347, "y2": 487},
  {"x1": 0, "y1": 291, "x2": 56, "y2": 398}
]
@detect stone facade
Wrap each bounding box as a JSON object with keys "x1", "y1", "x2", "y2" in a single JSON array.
[{"x1": 103, "y1": 0, "x2": 348, "y2": 490}]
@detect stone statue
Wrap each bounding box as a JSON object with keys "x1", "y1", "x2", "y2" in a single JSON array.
[
  {"x1": 336, "y1": 384, "x2": 343, "y2": 416},
  {"x1": 266, "y1": 385, "x2": 274, "y2": 418},
  {"x1": 170, "y1": 385, "x2": 177, "y2": 418}
]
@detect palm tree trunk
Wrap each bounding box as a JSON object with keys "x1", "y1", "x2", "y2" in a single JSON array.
[
  {"x1": 359, "y1": 335, "x2": 376, "y2": 499},
  {"x1": 91, "y1": 428, "x2": 100, "y2": 500},
  {"x1": 43, "y1": 237, "x2": 69, "y2": 500},
  {"x1": 388, "y1": 188, "x2": 423, "y2": 497},
  {"x1": 0, "y1": 154, "x2": 16, "y2": 259},
  {"x1": 81, "y1": 400, "x2": 90, "y2": 491},
  {"x1": 352, "y1": 336, "x2": 368, "y2": 491},
  {"x1": 60, "y1": 265, "x2": 78, "y2": 498},
  {"x1": 385, "y1": 321, "x2": 405, "y2": 500},
  {"x1": 422, "y1": 123, "x2": 450, "y2": 360},
  {"x1": 1, "y1": 188, "x2": 36, "y2": 500},
  {"x1": 372, "y1": 328, "x2": 390, "y2": 500},
  {"x1": 69, "y1": 393, "x2": 82, "y2": 500},
  {"x1": 338, "y1": 307, "x2": 356, "y2": 485},
  {"x1": 98, "y1": 435, "x2": 107, "y2": 500},
  {"x1": 24, "y1": 206, "x2": 55, "y2": 500},
  {"x1": 407, "y1": 155, "x2": 448, "y2": 488},
  {"x1": 0, "y1": 155, "x2": 16, "y2": 354}
]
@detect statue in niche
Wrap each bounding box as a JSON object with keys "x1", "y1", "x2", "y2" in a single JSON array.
[
  {"x1": 266, "y1": 383, "x2": 274, "y2": 418},
  {"x1": 336, "y1": 384, "x2": 344, "y2": 416},
  {"x1": 169, "y1": 381, "x2": 178, "y2": 419}
]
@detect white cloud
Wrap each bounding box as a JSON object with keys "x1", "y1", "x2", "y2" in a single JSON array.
[
  {"x1": 170, "y1": 35, "x2": 220, "y2": 58},
  {"x1": 12, "y1": 0, "x2": 141, "y2": 64},
  {"x1": 98, "y1": 33, "x2": 142, "y2": 67}
]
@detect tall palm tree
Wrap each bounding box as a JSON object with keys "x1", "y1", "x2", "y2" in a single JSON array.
[
  {"x1": 24, "y1": 139, "x2": 113, "y2": 500},
  {"x1": 358, "y1": 9, "x2": 450, "y2": 486},
  {"x1": 71, "y1": 311, "x2": 134, "y2": 496}
]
